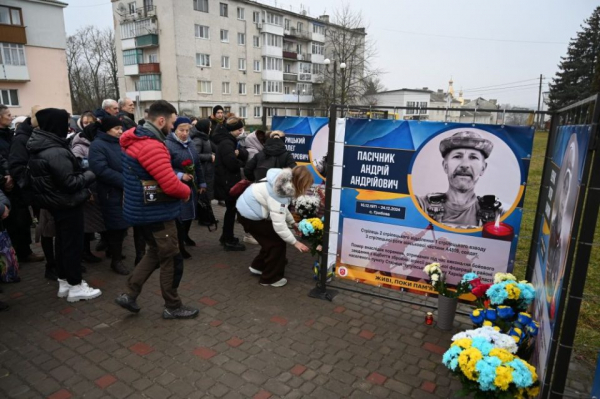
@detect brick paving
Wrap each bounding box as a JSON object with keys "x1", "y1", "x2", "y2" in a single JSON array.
[{"x1": 0, "y1": 206, "x2": 594, "y2": 398}]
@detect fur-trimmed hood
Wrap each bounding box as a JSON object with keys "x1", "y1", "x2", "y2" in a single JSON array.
[{"x1": 267, "y1": 168, "x2": 294, "y2": 198}]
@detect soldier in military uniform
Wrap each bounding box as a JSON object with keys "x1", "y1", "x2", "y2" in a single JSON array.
[{"x1": 417, "y1": 130, "x2": 503, "y2": 229}]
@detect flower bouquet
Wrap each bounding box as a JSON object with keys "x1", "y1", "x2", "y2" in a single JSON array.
[
  {"x1": 292, "y1": 195, "x2": 320, "y2": 222},
  {"x1": 442, "y1": 326, "x2": 540, "y2": 399},
  {"x1": 423, "y1": 263, "x2": 472, "y2": 299},
  {"x1": 298, "y1": 217, "x2": 324, "y2": 256},
  {"x1": 181, "y1": 159, "x2": 198, "y2": 192}
]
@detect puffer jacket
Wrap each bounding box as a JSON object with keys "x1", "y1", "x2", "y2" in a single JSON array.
[
  {"x1": 120, "y1": 123, "x2": 191, "y2": 226},
  {"x1": 71, "y1": 132, "x2": 91, "y2": 161},
  {"x1": 212, "y1": 129, "x2": 248, "y2": 201},
  {"x1": 245, "y1": 132, "x2": 264, "y2": 160},
  {"x1": 0, "y1": 126, "x2": 13, "y2": 175},
  {"x1": 244, "y1": 138, "x2": 296, "y2": 182},
  {"x1": 236, "y1": 168, "x2": 297, "y2": 245},
  {"x1": 88, "y1": 131, "x2": 129, "y2": 230},
  {"x1": 8, "y1": 117, "x2": 34, "y2": 203},
  {"x1": 27, "y1": 128, "x2": 94, "y2": 211},
  {"x1": 165, "y1": 132, "x2": 206, "y2": 221},
  {"x1": 189, "y1": 120, "x2": 215, "y2": 200}
]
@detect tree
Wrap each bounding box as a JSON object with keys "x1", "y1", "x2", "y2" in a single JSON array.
[
  {"x1": 363, "y1": 77, "x2": 386, "y2": 106},
  {"x1": 312, "y1": 4, "x2": 383, "y2": 110},
  {"x1": 66, "y1": 26, "x2": 119, "y2": 114},
  {"x1": 548, "y1": 6, "x2": 600, "y2": 110}
]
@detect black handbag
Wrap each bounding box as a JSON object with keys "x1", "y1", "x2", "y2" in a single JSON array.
[{"x1": 196, "y1": 192, "x2": 218, "y2": 231}]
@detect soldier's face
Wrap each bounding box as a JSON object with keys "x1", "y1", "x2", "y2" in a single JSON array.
[{"x1": 443, "y1": 148, "x2": 487, "y2": 192}]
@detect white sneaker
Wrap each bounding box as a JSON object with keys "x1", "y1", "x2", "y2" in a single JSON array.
[
  {"x1": 243, "y1": 234, "x2": 258, "y2": 245},
  {"x1": 57, "y1": 279, "x2": 71, "y2": 298},
  {"x1": 67, "y1": 282, "x2": 102, "y2": 303},
  {"x1": 249, "y1": 266, "x2": 262, "y2": 275},
  {"x1": 260, "y1": 278, "x2": 287, "y2": 287}
]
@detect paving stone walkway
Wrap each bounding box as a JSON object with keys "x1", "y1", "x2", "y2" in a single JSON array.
[{"x1": 0, "y1": 207, "x2": 594, "y2": 398}]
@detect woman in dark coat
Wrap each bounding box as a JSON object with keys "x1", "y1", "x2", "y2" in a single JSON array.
[
  {"x1": 189, "y1": 119, "x2": 215, "y2": 200},
  {"x1": 212, "y1": 117, "x2": 248, "y2": 251},
  {"x1": 166, "y1": 117, "x2": 207, "y2": 259},
  {"x1": 88, "y1": 116, "x2": 130, "y2": 275}
]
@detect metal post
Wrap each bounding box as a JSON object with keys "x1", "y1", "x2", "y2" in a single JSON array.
[
  {"x1": 340, "y1": 69, "x2": 346, "y2": 116},
  {"x1": 537, "y1": 74, "x2": 543, "y2": 129},
  {"x1": 309, "y1": 104, "x2": 338, "y2": 301},
  {"x1": 332, "y1": 60, "x2": 337, "y2": 109}
]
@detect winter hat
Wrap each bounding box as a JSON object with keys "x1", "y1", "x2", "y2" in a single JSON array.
[
  {"x1": 212, "y1": 105, "x2": 224, "y2": 116},
  {"x1": 36, "y1": 108, "x2": 70, "y2": 138},
  {"x1": 225, "y1": 119, "x2": 244, "y2": 132},
  {"x1": 101, "y1": 116, "x2": 122, "y2": 133},
  {"x1": 173, "y1": 116, "x2": 191, "y2": 131},
  {"x1": 196, "y1": 118, "x2": 211, "y2": 134}
]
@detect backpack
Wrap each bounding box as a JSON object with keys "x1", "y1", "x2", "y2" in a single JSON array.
[
  {"x1": 254, "y1": 153, "x2": 286, "y2": 181},
  {"x1": 196, "y1": 192, "x2": 218, "y2": 231}
]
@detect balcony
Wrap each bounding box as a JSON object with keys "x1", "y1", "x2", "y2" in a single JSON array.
[
  {"x1": 0, "y1": 64, "x2": 29, "y2": 81},
  {"x1": 297, "y1": 53, "x2": 311, "y2": 62},
  {"x1": 286, "y1": 28, "x2": 311, "y2": 41},
  {"x1": 139, "y1": 62, "x2": 160, "y2": 74},
  {"x1": 0, "y1": 24, "x2": 26, "y2": 45},
  {"x1": 283, "y1": 51, "x2": 298, "y2": 60},
  {"x1": 283, "y1": 73, "x2": 298, "y2": 82},
  {"x1": 298, "y1": 73, "x2": 312, "y2": 82},
  {"x1": 135, "y1": 34, "x2": 159, "y2": 48},
  {"x1": 124, "y1": 62, "x2": 160, "y2": 76},
  {"x1": 120, "y1": 6, "x2": 157, "y2": 22}
]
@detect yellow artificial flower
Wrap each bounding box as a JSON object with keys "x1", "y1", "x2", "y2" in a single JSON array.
[
  {"x1": 452, "y1": 338, "x2": 472, "y2": 349},
  {"x1": 493, "y1": 326, "x2": 501, "y2": 332},
  {"x1": 524, "y1": 362, "x2": 538, "y2": 382},
  {"x1": 494, "y1": 365, "x2": 514, "y2": 390},
  {"x1": 515, "y1": 389, "x2": 526, "y2": 399},
  {"x1": 458, "y1": 347, "x2": 483, "y2": 381},
  {"x1": 309, "y1": 218, "x2": 324, "y2": 231},
  {"x1": 506, "y1": 284, "x2": 521, "y2": 300},
  {"x1": 489, "y1": 348, "x2": 515, "y2": 363},
  {"x1": 527, "y1": 385, "x2": 540, "y2": 397},
  {"x1": 483, "y1": 320, "x2": 493, "y2": 327}
]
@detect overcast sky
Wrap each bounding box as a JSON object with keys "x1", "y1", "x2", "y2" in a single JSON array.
[{"x1": 64, "y1": 0, "x2": 598, "y2": 108}]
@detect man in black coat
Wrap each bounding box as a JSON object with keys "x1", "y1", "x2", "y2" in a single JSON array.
[
  {"x1": 27, "y1": 108, "x2": 101, "y2": 303},
  {"x1": 117, "y1": 97, "x2": 137, "y2": 130},
  {"x1": 244, "y1": 131, "x2": 297, "y2": 182}
]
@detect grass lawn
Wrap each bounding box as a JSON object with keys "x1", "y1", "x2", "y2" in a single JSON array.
[{"x1": 514, "y1": 130, "x2": 600, "y2": 367}]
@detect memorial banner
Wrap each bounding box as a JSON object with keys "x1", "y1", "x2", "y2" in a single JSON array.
[
  {"x1": 331, "y1": 119, "x2": 535, "y2": 295},
  {"x1": 271, "y1": 116, "x2": 329, "y2": 184},
  {"x1": 530, "y1": 124, "x2": 593, "y2": 383}
]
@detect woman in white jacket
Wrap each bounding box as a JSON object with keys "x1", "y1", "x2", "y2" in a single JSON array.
[{"x1": 236, "y1": 166, "x2": 311, "y2": 287}]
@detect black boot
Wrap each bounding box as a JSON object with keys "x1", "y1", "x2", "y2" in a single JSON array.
[
  {"x1": 224, "y1": 238, "x2": 246, "y2": 252},
  {"x1": 44, "y1": 263, "x2": 58, "y2": 281}
]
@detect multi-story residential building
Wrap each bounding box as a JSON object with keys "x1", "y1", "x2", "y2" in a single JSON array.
[
  {"x1": 0, "y1": 0, "x2": 71, "y2": 114},
  {"x1": 111, "y1": 0, "x2": 364, "y2": 124}
]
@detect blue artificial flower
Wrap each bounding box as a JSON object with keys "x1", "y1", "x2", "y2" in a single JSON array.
[
  {"x1": 508, "y1": 327, "x2": 523, "y2": 344},
  {"x1": 497, "y1": 305, "x2": 515, "y2": 319},
  {"x1": 442, "y1": 346, "x2": 463, "y2": 371},
  {"x1": 484, "y1": 308, "x2": 498, "y2": 322},
  {"x1": 471, "y1": 337, "x2": 494, "y2": 356},
  {"x1": 487, "y1": 282, "x2": 509, "y2": 305},
  {"x1": 527, "y1": 321, "x2": 539, "y2": 337},
  {"x1": 517, "y1": 313, "x2": 532, "y2": 325},
  {"x1": 507, "y1": 359, "x2": 534, "y2": 388},
  {"x1": 298, "y1": 220, "x2": 314, "y2": 236},
  {"x1": 476, "y1": 356, "x2": 502, "y2": 391},
  {"x1": 470, "y1": 309, "x2": 484, "y2": 325},
  {"x1": 462, "y1": 272, "x2": 479, "y2": 287},
  {"x1": 517, "y1": 283, "x2": 535, "y2": 306}
]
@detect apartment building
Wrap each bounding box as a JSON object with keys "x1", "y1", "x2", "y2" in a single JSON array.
[
  {"x1": 111, "y1": 0, "x2": 364, "y2": 123},
  {"x1": 0, "y1": 0, "x2": 71, "y2": 115}
]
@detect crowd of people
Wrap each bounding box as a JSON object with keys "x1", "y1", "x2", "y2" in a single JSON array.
[{"x1": 0, "y1": 99, "x2": 310, "y2": 319}]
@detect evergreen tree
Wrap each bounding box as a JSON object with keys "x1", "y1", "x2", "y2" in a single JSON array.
[{"x1": 548, "y1": 6, "x2": 600, "y2": 110}]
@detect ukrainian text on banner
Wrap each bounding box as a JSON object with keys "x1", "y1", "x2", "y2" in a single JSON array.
[
  {"x1": 332, "y1": 119, "x2": 535, "y2": 295},
  {"x1": 271, "y1": 116, "x2": 329, "y2": 184},
  {"x1": 530, "y1": 125, "x2": 592, "y2": 384}
]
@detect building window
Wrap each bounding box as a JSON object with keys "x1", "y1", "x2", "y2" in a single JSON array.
[
  {"x1": 265, "y1": 107, "x2": 277, "y2": 117},
  {"x1": 0, "y1": 6, "x2": 22, "y2": 26},
  {"x1": 238, "y1": 58, "x2": 246, "y2": 70},
  {"x1": 239, "y1": 106, "x2": 247, "y2": 118},
  {"x1": 222, "y1": 82, "x2": 230, "y2": 94},
  {"x1": 253, "y1": 35, "x2": 260, "y2": 48},
  {"x1": 297, "y1": 83, "x2": 312, "y2": 95},
  {"x1": 221, "y1": 56, "x2": 230, "y2": 69},
  {"x1": 200, "y1": 106, "x2": 212, "y2": 118},
  {"x1": 253, "y1": 60, "x2": 260, "y2": 72},
  {"x1": 284, "y1": 86, "x2": 290, "y2": 94},
  {"x1": 0, "y1": 89, "x2": 18, "y2": 106},
  {"x1": 193, "y1": 0, "x2": 208, "y2": 12},
  {"x1": 195, "y1": 24, "x2": 209, "y2": 39},
  {"x1": 263, "y1": 33, "x2": 282, "y2": 47},
  {"x1": 147, "y1": 53, "x2": 158, "y2": 63},
  {"x1": 312, "y1": 24, "x2": 325, "y2": 34},
  {"x1": 136, "y1": 74, "x2": 161, "y2": 91},
  {"x1": 128, "y1": 2, "x2": 136, "y2": 15},
  {"x1": 312, "y1": 63, "x2": 324, "y2": 75},
  {"x1": 284, "y1": 19, "x2": 290, "y2": 30},
  {"x1": 266, "y1": 12, "x2": 282, "y2": 25},
  {"x1": 237, "y1": 33, "x2": 245, "y2": 45},
  {"x1": 238, "y1": 83, "x2": 246, "y2": 95},
  {"x1": 252, "y1": 11, "x2": 260, "y2": 23},
  {"x1": 0, "y1": 43, "x2": 26, "y2": 66},
  {"x1": 254, "y1": 106, "x2": 261, "y2": 118},
  {"x1": 311, "y1": 42, "x2": 324, "y2": 55},
  {"x1": 196, "y1": 53, "x2": 211, "y2": 67},
  {"x1": 220, "y1": 29, "x2": 229, "y2": 42},
  {"x1": 121, "y1": 19, "x2": 155, "y2": 39},
  {"x1": 406, "y1": 101, "x2": 428, "y2": 115},
  {"x1": 198, "y1": 80, "x2": 212, "y2": 94},
  {"x1": 263, "y1": 81, "x2": 283, "y2": 93},
  {"x1": 263, "y1": 57, "x2": 282, "y2": 71},
  {"x1": 220, "y1": 3, "x2": 228, "y2": 17},
  {"x1": 297, "y1": 22, "x2": 303, "y2": 32},
  {"x1": 237, "y1": 7, "x2": 245, "y2": 20},
  {"x1": 254, "y1": 84, "x2": 261, "y2": 95},
  {"x1": 123, "y1": 49, "x2": 143, "y2": 65}
]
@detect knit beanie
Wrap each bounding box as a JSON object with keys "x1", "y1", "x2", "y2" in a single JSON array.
[
  {"x1": 101, "y1": 116, "x2": 122, "y2": 132},
  {"x1": 173, "y1": 116, "x2": 192, "y2": 131},
  {"x1": 226, "y1": 119, "x2": 244, "y2": 132},
  {"x1": 212, "y1": 105, "x2": 224, "y2": 117}
]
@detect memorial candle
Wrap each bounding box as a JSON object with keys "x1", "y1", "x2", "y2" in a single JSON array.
[{"x1": 482, "y1": 221, "x2": 514, "y2": 242}]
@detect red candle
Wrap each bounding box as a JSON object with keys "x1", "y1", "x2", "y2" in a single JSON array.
[
  {"x1": 425, "y1": 312, "x2": 433, "y2": 325},
  {"x1": 482, "y1": 222, "x2": 514, "y2": 242}
]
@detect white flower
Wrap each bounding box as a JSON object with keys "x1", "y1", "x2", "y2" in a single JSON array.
[
  {"x1": 424, "y1": 265, "x2": 431, "y2": 274},
  {"x1": 494, "y1": 272, "x2": 517, "y2": 284},
  {"x1": 452, "y1": 326, "x2": 518, "y2": 353},
  {"x1": 431, "y1": 274, "x2": 439, "y2": 282}
]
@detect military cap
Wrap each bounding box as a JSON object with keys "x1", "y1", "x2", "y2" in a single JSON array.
[{"x1": 440, "y1": 130, "x2": 493, "y2": 159}]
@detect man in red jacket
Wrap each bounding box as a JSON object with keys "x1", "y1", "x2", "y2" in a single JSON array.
[{"x1": 115, "y1": 100, "x2": 198, "y2": 319}]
